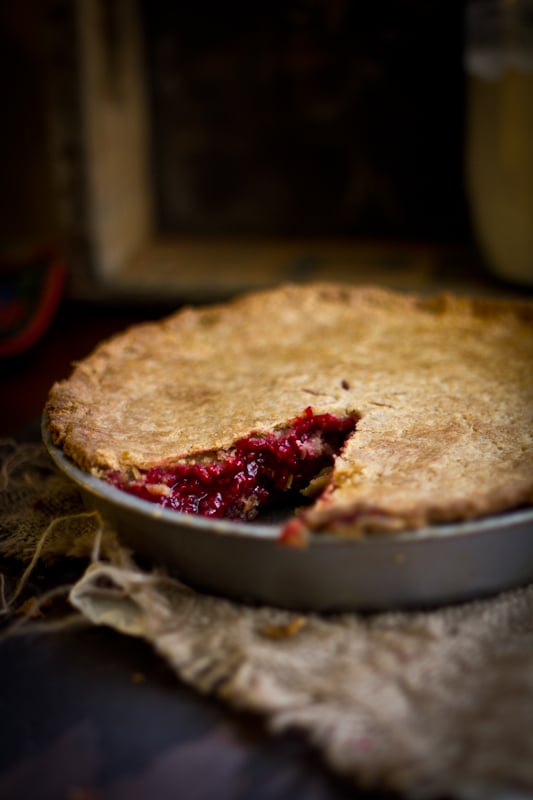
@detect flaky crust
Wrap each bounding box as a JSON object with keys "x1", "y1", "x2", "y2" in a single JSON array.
[{"x1": 46, "y1": 283, "x2": 533, "y2": 535}]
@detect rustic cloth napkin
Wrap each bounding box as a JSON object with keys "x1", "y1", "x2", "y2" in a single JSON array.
[{"x1": 2, "y1": 439, "x2": 533, "y2": 800}]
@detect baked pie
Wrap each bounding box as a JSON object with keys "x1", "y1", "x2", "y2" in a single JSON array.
[{"x1": 45, "y1": 283, "x2": 533, "y2": 539}]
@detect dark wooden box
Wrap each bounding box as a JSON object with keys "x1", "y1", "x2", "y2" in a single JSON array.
[{"x1": 44, "y1": 0, "x2": 469, "y2": 301}]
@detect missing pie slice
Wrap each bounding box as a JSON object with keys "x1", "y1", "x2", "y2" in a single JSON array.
[{"x1": 45, "y1": 283, "x2": 533, "y2": 539}]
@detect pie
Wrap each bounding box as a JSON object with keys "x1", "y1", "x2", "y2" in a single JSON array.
[{"x1": 45, "y1": 283, "x2": 533, "y2": 539}]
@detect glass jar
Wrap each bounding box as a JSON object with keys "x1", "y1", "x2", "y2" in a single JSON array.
[{"x1": 465, "y1": 0, "x2": 533, "y2": 286}]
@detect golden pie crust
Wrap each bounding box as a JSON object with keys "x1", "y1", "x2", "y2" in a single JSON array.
[{"x1": 46, "y1": 283, "x2": 533, "y2": 536}]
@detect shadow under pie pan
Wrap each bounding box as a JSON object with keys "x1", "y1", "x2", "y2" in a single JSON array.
[{"x1": 42, "y1": 421, "x2": 533, "y2": 612}]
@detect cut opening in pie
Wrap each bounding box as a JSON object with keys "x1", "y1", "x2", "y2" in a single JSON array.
[{"x1": 107, "y1": 407, "x2": 358, "y2": 521}]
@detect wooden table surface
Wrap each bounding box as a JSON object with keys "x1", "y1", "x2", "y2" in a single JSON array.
[{"x1": 1, "y1": 623, "x2": 404, "y2": 800}]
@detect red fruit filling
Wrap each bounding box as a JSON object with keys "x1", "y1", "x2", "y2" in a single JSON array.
[{"x1": 107, "y1": 407, "x2": 357, "y2": 521}]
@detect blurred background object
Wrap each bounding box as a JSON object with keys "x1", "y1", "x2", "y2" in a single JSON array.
[
  {"x1": 2, "y1": 0, "x2": 474, "y2": 304},
  {"x1": 0, "y1": 251, "x2": 64, "y2": 358},
  {"x1": 465, "y1": 0, "x2": 533, "y2": 287},
  {"x1": 1, "y1": 0, "x2": 531, "y2": 315},
  {"x1": 0, "y1": 4, "x2": 60, "y2": 258},
  {"x1": 0, "y1": 3, "x2": 65, "y2": 356}
]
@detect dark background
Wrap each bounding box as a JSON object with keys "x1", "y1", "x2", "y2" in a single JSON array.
[
  {"x1": 0, "y1": 0, "x2": 471, "y2": 260},
  {"x1": 142, "y1": 0, "x2": 469, "y2": 241}
]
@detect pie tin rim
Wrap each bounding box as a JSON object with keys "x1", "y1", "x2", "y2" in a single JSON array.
[{"x1": 42, "y1": 416, "x2": 533, "y2": 546}]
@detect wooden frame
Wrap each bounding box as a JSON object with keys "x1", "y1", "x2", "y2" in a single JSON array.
[{"x1": 47, "y1": 0, "x2": 476, "y2": 303}]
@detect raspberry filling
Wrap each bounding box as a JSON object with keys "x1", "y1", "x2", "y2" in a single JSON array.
[{"x1": 107, "y1": 407, "x2": 357, "y2": 521}]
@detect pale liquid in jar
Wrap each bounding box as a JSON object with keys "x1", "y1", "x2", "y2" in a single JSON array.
[{"x1": 466, "y1": 68, "x2": 533, "y2": 285}]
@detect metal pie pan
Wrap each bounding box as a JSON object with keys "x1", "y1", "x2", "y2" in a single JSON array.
[{"x1": 43, "y1": 421, "x2": 533, "y2": 612}]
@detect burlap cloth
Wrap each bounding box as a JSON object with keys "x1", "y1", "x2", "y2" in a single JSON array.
[{"x1": 2, "y1": 439, "x2": 533, "y2": 800}]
